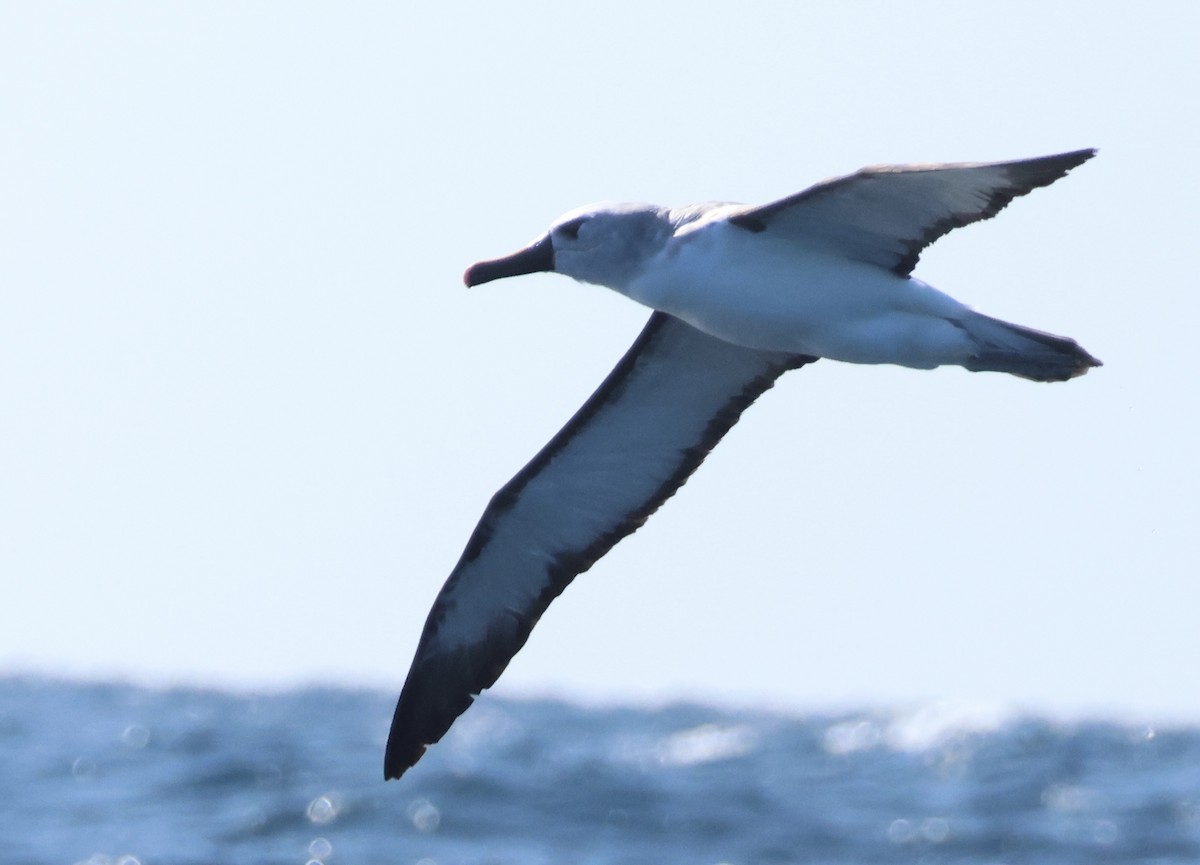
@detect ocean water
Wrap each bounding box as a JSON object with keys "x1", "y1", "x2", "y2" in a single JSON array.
[{"x1": 3, "y1": 677, "x2": 1199, "y2": 865}]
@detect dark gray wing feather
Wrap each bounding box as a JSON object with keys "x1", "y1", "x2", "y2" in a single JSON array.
[
  {"x1": 728, "y1": 149, "x2": 1095, "y2": 276},
  {"x1": 385, "y1": 313, "x2": 815, "y2": 778}
]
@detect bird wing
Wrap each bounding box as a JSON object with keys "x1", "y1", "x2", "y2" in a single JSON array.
[
  {"x1": 385, "y1": 312, "x2": 816, "y2": 778},
  {"x1": 727, "y1": 149, "x2": 1095, "y2": 276}
]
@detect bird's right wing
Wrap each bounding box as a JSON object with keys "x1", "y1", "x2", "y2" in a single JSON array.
[
  {"x1": 385, "y1": 312, "x2": 816, "y2": 778},
  {"x1": 728, "y1": 149, "x2": 1095, "y2": 277}
]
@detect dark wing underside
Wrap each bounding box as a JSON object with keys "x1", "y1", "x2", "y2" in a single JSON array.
[
  {"x1": 384, "y1": 313, "x2": 816, "y2": 778},
  {"x1": 728, "y1": 149, "x2": 1095, "y2": 276}
]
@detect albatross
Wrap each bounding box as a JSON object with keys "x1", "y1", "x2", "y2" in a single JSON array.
[{"x1": 384, "y1": 149, "x2": 1100, "y2": 779}]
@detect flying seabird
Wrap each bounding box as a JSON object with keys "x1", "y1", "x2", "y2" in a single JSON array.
[{"x1": 384, "y1": 150, "x2": 1100, "y2": 779}]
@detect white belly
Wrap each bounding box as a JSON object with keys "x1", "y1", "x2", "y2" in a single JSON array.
[{"x1": 621, "y1": 224, "x2": 977, "y2": 369}]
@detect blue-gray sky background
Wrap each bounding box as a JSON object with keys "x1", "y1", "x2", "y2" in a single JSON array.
[{"x1": 3, "y1": 3, "x2": 1196, "y2": 721}]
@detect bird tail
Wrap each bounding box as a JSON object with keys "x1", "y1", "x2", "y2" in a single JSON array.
[{"x1": 957, "y1": 312, "x2": 1101, "y2": 382}]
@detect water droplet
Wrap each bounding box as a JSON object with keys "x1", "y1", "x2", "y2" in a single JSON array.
[
  {"x1": 120, "y1": 725, "x2": 150, "y2": 750},
  {"x1": 887, "y1": 818, "x2": 915, "y2": 844},
  {"x1": 306, "y1": 792, "x2": 343, "y2": 825},
  {"x1": 921, "y1": 817, "x2": 950, "y2": 843},
  {"x1": 408, "y1": 798, "x2": 441, "y2": 834},
  {"x1": 308, "y1": 837, "x2": 333, "y2": 859}
]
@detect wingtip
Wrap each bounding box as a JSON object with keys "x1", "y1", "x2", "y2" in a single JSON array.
[
  {"x1": 1064, "y1": 356, "x2": 1102, "y2": 381},
  {"x1": 383, "y1": 711, "x2": 434, "y2": 780},
  {"x1": 1059, "y1": 147, "x2": 1098, "y2": 168},
  {"x1": 1014, "y1": 148, "x2": 1098, "y2": 184},
  {"x1": 382, "y1": 690, "x2": 426, "y2": 781},
  {"x1": 384, "y1": 731, "x2": 430, "y2": 780},
  {"x1": 383, "y1": 645, "x2": 493, "y2": 781}
]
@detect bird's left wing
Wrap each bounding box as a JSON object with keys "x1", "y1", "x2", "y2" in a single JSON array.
[
  {"x1": 728, "y1": 149, "x2": 1095, "y2": 277},
  {"x1": 385, "y1": 312, "x2": 816, "y2": 778}
]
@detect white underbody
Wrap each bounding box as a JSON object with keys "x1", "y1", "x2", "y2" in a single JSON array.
[{"x1": 619, "y1": 222, "x2": 977, "y2": 369}]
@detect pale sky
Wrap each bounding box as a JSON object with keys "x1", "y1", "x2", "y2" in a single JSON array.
[{"x1": 3, "y1": 3, "x2": 1197, "y2": 723}]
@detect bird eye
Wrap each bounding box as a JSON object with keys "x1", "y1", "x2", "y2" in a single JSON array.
[{"x1": 558, "y1": 217, "x2": 586, "y2": 240}]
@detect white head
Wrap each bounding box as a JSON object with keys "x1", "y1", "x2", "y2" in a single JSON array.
[{"x1": 464, "y1": 202, "x2": 673, "y2": 290}]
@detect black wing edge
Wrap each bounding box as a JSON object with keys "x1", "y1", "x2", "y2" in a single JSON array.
[
  {"x1": 890, "y1": 148, "x2": 1096, "y2": 276},
  {"x1": 384, "y1": 313, "x2": 817, "y2": 779}
]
